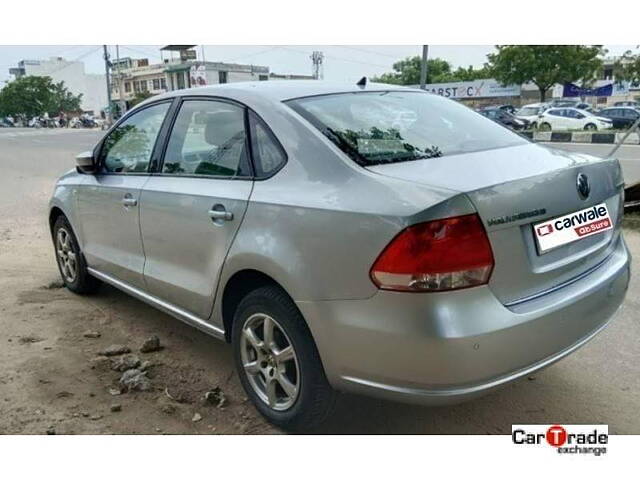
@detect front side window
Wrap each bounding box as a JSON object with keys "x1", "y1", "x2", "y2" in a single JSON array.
[
  {"x1": 101, "y1": 102, "x2": 170, "y2": 173},
  {"x1": 287, "y1": 91, "x2": 526, "y2": 167},
  {"x1": 162, "y1": 100, "x2": 250, "y2": 177}
]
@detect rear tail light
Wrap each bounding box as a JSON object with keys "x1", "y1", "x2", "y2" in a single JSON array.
[{"x1": 370, "y1": 214, "x2": 494, "y2": 292}]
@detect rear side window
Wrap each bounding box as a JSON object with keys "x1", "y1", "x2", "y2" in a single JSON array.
[
  {"x1": 162, "y1": 100, "x2": 251, "y2": 177},
  {"x1": 248, "y1": 111, "x2": 287, "y2": 177},
  {"x1": 286, "y1": 91, "x2": 526, "y2": 167},
  {"x1": 101, "y1": 102, "x2": 170, "y2": 173}
]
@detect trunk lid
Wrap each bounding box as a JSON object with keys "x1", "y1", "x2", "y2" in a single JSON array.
[{"x1": 367, "y1": 143, "x2": 624, "y2": 305}]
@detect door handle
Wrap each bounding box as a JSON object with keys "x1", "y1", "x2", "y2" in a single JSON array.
[
  {"x1": 122, "y1": 194, "x2": 138, "y2": 207},
  {"x1": 208, "y1": 206, "x2": 233, "y2": 222}
]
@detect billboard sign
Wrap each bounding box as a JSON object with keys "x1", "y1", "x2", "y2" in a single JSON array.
[
  {"x1": 422, "y1": 79, "x2": 521, "y2": 99},
  {"x1": 189, "y1": 65, "x2": 207, "y2": 88}
]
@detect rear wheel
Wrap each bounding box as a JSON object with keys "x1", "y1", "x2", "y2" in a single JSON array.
[
  {"x1": 530, "y1": 122, "x2": 537, "y2": 129},
  {"x1": 584, "y1": 123, "x2": 597, "y2": 131},
  {"x1": 232, "y1": 285, "x2": 335, "y2": 431},
  {"x1": 52, "y1": 215, "x2": 101, "y2": 294}
]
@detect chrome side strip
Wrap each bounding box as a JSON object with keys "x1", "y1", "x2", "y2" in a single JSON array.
[
  {"x1": 504, "y1": 252, "x2": 613, "y2": 308},
  {"x1": 87, "y1": 268, "x2": 225, "y2": 340}
]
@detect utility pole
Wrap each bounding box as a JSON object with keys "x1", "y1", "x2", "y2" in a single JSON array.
[
  {"x1": 310, "y1": 51, "x2": 324, "y2": 80},
  {"x1": 115, "y1": 45, "x2": 126, "y2": 116},
  {"x1": 420, "y1": 45, "x2": 429, "y2": 90},
  {"x1": 103, "y1": 45, "x2": 112, "y2": 125}
]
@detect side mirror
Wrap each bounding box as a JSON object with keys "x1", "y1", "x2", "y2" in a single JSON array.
[{"x1": 76, "y1": 151, "x2": 96, "y2": 174}]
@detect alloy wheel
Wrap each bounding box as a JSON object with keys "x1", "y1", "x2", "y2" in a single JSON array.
[
  {"x1": 240, "y1": 313, "x2": 300, "y2": 411},
  {"x1": 56, "y1": 227, "x2": 77, "y2": 283}
]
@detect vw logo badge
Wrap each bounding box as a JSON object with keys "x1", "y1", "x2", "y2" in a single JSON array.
[{"x1": 576, "y1": 173, "x2": 590, "y2": 199}]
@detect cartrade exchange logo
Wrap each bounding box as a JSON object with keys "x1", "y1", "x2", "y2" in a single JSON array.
[{"x1": 512, "y1": 425, "x2": 608, "y2": 456}]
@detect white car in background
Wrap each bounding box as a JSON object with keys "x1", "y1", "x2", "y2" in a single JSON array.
[
  {"x1": 515, "y1": 103, "x2": 549, "y2": 128},
  {"x1": 537, "y1": 107, "x2": 613, "y2": 131}
]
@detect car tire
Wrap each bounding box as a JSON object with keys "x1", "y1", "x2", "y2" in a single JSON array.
[
  {"x1": 584, "y1": 123, "x2": 597, "y2": 131},
  {"x1": 52, "y1": 215, "x2": 101, "y2": 294},
  {"x1": 232, "y1": 285, "x2": 336, "y2": 431},
  {"x1": 530, "y1": 122, "x2": 537, "y2": 129},
  {"x1": 539, "y1": 122, "x2": 551, "y2": 131}
]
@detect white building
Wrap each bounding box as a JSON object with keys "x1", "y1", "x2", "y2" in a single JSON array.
[{"x1": 9, "y1": 57, "x2": 108, "y2": 114}]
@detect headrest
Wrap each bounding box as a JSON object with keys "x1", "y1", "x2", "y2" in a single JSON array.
[{"x1": 204, "y1": 111, "x2": 244, "y2": 145}]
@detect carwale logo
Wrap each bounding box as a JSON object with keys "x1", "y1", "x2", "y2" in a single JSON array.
[{"x1": 512, "y1": 424, "x2": 608, "y2": 456}]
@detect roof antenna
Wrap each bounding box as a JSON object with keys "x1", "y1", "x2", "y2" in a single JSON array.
[{"x1": 356, "y1": 76, "x2": 367, "y2": 88}]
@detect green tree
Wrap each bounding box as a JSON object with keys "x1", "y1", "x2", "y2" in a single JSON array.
[
  {"x1": 487, "y1": 45, "x2": 605, "y2": 102},
  {"x1": 447, "y1": 65, "x2": 492, "y2": 82},
  {"x1": 372, "y1": 57, "x2": 453, "y2": 85},
  {"x1": 372, "y1": 56, "x2": 491, "y2": 85},
  {"x1": 51, "y1": 80, "x2": 83, "y2": 112},
  {"x1": 613, "y1": 50, "x2": 640, "y2": 87},
  {"x1": 0, "y1": 75, "x2": 82, "y2": 117}
]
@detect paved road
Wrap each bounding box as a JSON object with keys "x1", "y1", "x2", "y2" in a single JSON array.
[
  {"x1": 1, "y1": 128, "x2": 638, "y2": 434},
  {"x1": 543, "y1": 142, "x2": 640, "y2": 186}
]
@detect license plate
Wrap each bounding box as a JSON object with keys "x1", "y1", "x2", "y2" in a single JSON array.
[{"x1": 533, "y1": 203, "x2": 613, "y2": 254}]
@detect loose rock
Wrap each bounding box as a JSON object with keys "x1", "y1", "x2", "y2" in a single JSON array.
[
  {"x1": 110, "y1": 404, "x2": 122, "y2": 413},
  {"x1": 204, "y1": 387, "x2": 227, "y2": 408},
  {"x1": 90, "y1": 414, "x2": 103, "y2": 421},
  {"x1": 108, "y1": 387, "x2": 122, "y2": 396},
  {"x1": 140, "y1": 335, "x2": 162, "y2": 353},
  {"x1": 111, "y1": 354, "x2": 141, "y2": 372},
  {"x1": 161, "y1": 404, "x2": 176, "y2": 415},
  {"x1": 46, "y1": 427, "x2": 56, "y2": 435},
  {"x1": 119, "y1": 369, "x2": 152, "y2": 392},
  {"x1": 192, "y1": 412, "x2": 202, "y2": 422},
  {"x1": 139, "y1": 360, "x2": 153, "y2": 371},
  {"x1": 83, "y1": 331, "x2": 101, "y2": 339},
  {"x1": 100, "y1": 345, "x2": 131, "y2": 357},
  {"x1": 90, "y1": 356, "x2": 111, "y2": 371}
]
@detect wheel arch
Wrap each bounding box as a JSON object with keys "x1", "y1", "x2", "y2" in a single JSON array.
[
  {"x1": 49, "y1": 206, "x2": 67, "y2": 235},
  {"x1": 221, "y1": 269, "x2": 294, "y2": 343}
]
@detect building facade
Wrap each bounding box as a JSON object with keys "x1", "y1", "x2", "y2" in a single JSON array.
[{"x1": 9, "y1": 57, "x2": 107, "y2": 114}]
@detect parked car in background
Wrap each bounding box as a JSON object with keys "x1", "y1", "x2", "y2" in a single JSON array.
[
  {"x1": 614, "y1": 101, "x2": 640, "y2": 108},
  {"x1": 515, "y1": 103, "x2": 549, "y2": 128},
  {"x1": 597, "y1": 107, "x2": 640, "y2": 130},
  {"x1": 496, "y1": 104, "x2": 517, "y2": 115},
  {"x1": 480, "y1": 106, "x2": 529, "y2": 130},
  {"x1": 48, "y1": 82, "x2": 629, "y2": 430},
  {"x1": 537, "y1": 107, "x2": 613, "y2": 131},
  {"x1": 1, "y1": 117, "x2": 16, "y2": 127}
]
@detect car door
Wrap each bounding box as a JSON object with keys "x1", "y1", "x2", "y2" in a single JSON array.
[
  {"x1": 139, "y1": 98, "x2": 253, "y2": 319},
  {"x1": 622, "y1": 108, "x2": 639, "y2": 129},
  {"x1": 546, "y1": 109, "x2": 564, "y2": 130},
  {"x1": 77, "y1": 101, "x2": 172, "y2": 288}
]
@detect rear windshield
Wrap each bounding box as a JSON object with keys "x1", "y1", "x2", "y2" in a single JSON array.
[{"x1": 286, "y1": 91, "x2": 527, "y2": 167}]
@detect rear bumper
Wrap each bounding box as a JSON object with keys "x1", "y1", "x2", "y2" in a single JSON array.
[{"x1": 297, "y1": 235, "x2": 630, "y2": 405}]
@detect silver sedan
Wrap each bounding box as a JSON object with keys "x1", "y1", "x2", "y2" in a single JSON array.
[{"x1": 48, "y1": 81, "x2": 630, "y2": 430}]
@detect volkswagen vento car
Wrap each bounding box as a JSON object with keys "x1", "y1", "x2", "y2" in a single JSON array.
[{"x1": 49, "y1": 81, "x2": 630, "y2": 430}]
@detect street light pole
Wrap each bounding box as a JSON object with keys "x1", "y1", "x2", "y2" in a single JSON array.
[
  {"x1": 103, "y1": 45, "x2": 112, "y2": 126},
  {"x1": 420, "y1": 45, "x2": 429, "y2": 90}
]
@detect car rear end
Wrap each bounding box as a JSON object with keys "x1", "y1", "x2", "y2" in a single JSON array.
[{"x1": 288, "y1": 89, "x2": 630, "y2": 404}]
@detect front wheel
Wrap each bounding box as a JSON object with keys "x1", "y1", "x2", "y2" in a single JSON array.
[
  {"x1": 584, "y1": 123, "x2": 597, "y2": 131},
  {"x1": 539, "y1": 122, "x2": 552, "y2": 131},
  {"x1": 52, "y1": 215, "x2": 101, "y2": 294},
  {"x1": 232, "y1": 285, "x2": 336, "y2": 431}
]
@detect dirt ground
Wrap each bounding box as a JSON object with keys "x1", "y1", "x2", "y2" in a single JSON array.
[{"x1": 1, "y1": 128, "x2": 639, "y2": 434}]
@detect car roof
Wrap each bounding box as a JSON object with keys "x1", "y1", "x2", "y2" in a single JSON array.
[{"x1": 146, "y1": 80, "x2": 419, "y2": 104}]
